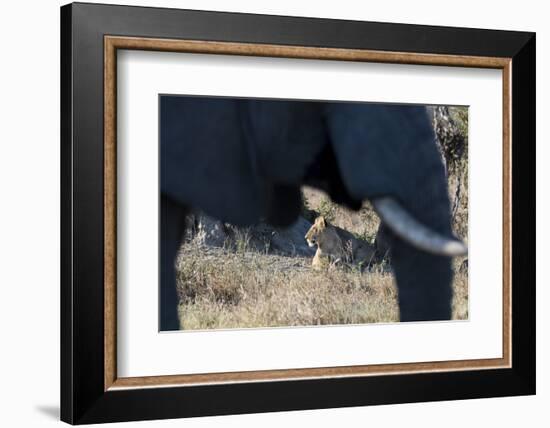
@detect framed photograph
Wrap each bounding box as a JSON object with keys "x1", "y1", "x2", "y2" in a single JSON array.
[{"x1": 60, "y1": 2, "x2": 535, "y2": 424}]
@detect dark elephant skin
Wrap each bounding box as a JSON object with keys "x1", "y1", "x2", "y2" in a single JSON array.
[
  {"x1": 160, "y1": 96, "x2": 453, "y2": 330},
  {"x1": 160, "y1": 195, "x2": 187, "y2": 331}
]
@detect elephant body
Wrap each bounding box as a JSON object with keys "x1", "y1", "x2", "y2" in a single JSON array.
[{"x1": 160, "y1": 96, "x2": 454, "y2": 330}]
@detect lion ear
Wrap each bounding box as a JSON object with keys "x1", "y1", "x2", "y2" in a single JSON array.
[{"x1": 317, "y1": 216, "x2": 326, "y2": 227}]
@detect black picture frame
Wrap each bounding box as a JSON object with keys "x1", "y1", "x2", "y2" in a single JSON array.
[{"x1": 61, "y1": 2, "x2": 535, "y2": 424}]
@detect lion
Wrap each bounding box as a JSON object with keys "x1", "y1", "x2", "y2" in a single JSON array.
[{"x1": 305, "y1": 216, "x2": 377, "y2": 270}]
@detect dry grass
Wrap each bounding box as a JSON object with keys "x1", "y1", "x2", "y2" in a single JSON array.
[
  {"x1": 302, "y1": 187, "x2": 380, "y2": 243},
  {"x1": 176, "y1": 243, "x2": 468, "y2": 330}
]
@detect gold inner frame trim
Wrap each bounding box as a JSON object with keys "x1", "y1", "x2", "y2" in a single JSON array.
[{"x1": 104, "y1": 35, "x2": 512, "y2": 391}]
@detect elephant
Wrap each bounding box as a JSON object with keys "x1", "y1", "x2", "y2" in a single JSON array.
[{"x1": 160, "y1": 96, "x2": 466, "y2": 331}]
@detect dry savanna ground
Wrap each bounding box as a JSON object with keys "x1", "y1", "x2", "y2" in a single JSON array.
[{"x1": 175, "y1": 106, "x2": 469, "y2": 330}]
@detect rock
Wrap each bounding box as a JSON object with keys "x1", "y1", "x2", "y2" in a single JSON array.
[
  {"x1": 271, "y1": 217, "x2": 316, "y2": 257},
  {"x1": 194, "y1": 214, "x2": 227, "y2": 247},
  {"x1": 188, "y1": 212, "x2": 316, "y2": 257},
  {"x1": 187, "y1": 212, "x2": 380, "y2": 265}
]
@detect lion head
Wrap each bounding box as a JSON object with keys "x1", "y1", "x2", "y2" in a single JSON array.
[{"x1": 305, "y1": 216, "x2": 327, "y2": 248}]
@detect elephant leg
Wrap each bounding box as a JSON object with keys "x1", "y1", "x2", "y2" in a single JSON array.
[
  {"x1": 391, "y1": 241, "x2": 453, "y2": 321},
  {"x1": 386, "y1": 149, "x2": 454, "y2": 321},
  {"x1": 160, "y1": 194, "x2": 187, "y2": 331}
]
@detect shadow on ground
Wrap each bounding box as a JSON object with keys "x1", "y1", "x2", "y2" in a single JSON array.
[{"x1": 35, "y1": 405, "x2": 59, "y2": 420}]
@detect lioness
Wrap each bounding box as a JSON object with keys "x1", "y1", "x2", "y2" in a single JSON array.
[{"x1": 305, "y1": 216, "x2": 377, "y2": 270}]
